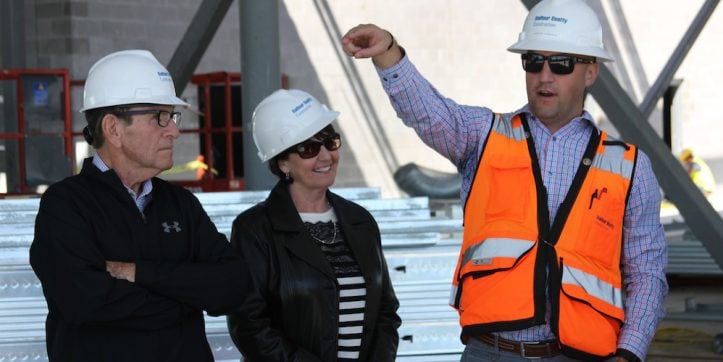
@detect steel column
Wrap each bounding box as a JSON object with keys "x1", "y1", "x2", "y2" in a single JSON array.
[
  {"x1": 0, "y1": 0, "x2": 26, "y2": 69},
  {"x1": 662, "y1": 79, "x2": 683, "y2": 149},
  {"x1": 240, "y1": 0, "x2": 280, "y2": 189}
]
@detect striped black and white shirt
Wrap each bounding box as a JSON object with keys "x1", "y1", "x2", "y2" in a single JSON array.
[{"x1": 301, "y1": 209, "x2": 367, "y2": 361}]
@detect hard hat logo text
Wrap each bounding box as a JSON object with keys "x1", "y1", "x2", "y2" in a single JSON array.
[
  {"x1": 292, "y1": 97, "x2": 313, "y2": 117},
  {"x1": 534, "y1": 15, "x2": 568, "y2": 24},
  {"x1": 157, "y1": 71, "x2": 172, "y2": 81}
]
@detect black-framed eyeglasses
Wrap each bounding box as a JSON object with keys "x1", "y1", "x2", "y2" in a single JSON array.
[
  {"x1": 113, "y1": 109, "x2": 182, "y2": 128},
  {"x1": 521, "y1": 53, "x2": 596, "y2": 75},
  {"x1": 294, "y1": 133, "x2": 342, "y2": 159}
]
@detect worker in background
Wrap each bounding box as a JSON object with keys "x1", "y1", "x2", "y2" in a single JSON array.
[
  {"x1": 680, "y1": 148, "x2": 716, "y2": 197},
  {"x1": 29, "y1": 50, "x2": 249, "y2": 362},
  {"x1": 341, "y1": 0, "x2": 668, "y2": 361},
  {"x1": 227, "y1": 89, "x2": 400, "y2": 361}
]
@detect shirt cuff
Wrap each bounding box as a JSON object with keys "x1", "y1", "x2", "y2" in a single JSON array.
[
  {"x1": 617, "y1": 327, "x2": 649, "y2": 362},
  {"x1": 375, "y1": 49, "x2": 413, "y2": 92},
  {"x1": 616, "y1": 348, "x2": 641, "y2": 362}
]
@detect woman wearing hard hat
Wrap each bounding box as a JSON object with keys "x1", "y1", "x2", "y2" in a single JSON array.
[
  {"x1": 342, "y1": 0, "x2": 667, "y2": 361},
  {"x1": 226, "y1": 89, "x2": 401, "y2": 361}
]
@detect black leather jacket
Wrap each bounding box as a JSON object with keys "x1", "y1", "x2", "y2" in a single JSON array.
[{"x1": 227, "y1": 182, "x2": 401, "y2": 361}]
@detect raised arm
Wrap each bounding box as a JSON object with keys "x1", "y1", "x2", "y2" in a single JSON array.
[{"x1": 342, "y1": 23, "x2": 495, "y2": 174}]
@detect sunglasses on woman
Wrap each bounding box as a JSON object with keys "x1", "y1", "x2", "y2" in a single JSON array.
[
  {"x1": 521, "y1": 53, "x2": 596, "y2": 75},
  {"x1": 294, "y1": 133, "x2": 342, "y2": 159}
]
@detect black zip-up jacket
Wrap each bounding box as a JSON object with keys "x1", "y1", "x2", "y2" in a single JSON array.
[
  {"x1": 227, "y1": 182, "x2": 401, "y2": 361},
  {"x1": 29, "y1": 158, "x2": 249, "y2": 362}
]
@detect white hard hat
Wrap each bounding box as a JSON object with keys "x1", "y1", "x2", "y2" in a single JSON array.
[
  {"x1": 252, "y1": 89, "x2": 339, "y2": 162},
  {"x1": 80, "y1": 49, "x2": 188, "y2": 112},
  {"x1": 507, "y1": 0, "x2": 613, "y2": 62}
]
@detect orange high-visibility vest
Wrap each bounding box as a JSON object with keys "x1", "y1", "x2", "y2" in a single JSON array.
[{"x1": 450, "y1": 113, "x2": 636, "y2": 360}]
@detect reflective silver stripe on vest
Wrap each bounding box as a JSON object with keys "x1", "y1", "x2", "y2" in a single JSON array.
[
  {"x1": 492, "y1": 114, "x2": 527, "y2": 142},
  {"x1": 562, "y1": 264, "x2": 623, "y2": 309},
  {"x1": 591, "y1": 144, "x2": 633, "y2": 180},
  {"x1": 449, "y1": 285, "x2": 458, "y2": 307},
  {"x1": 461, "y1": 238, "x2": 534, "y2": 267}
]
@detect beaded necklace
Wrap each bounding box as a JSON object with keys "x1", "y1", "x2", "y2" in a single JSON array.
[{"x1": 309, "y1": 222, "x2": 337, "y2": 244}]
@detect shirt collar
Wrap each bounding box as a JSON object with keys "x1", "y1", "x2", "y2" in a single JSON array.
[
  {"x1": 514, "y1": 105, "x2": 598, "y2": 135},
  {"x1": 92, "y1": 154, "x2": 110, "y2": 172},
  {"x1": 92, "y1": 155, "x2": 153, "y2": 200}
]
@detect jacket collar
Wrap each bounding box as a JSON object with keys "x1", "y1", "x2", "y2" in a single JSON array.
[
  {"x1": 264, "y1": 181, "x2": 367, "y2": 231},
  {"x1": 80, "y1": 157, "x2": 158, "y2": 208},
  {"x1": 80, "y1": 157, "x2": 135, "y2": 195},
  {"x1": 265, "y1": 182, "x2": 335, "y2": 278},
  {"x1": 265, "y1": 181, "x2": 375, "y2": 281}
]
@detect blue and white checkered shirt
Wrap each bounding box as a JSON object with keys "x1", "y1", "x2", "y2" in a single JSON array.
[{"x1": 377, "y1": 55, "x2": 668, "y2": 358}]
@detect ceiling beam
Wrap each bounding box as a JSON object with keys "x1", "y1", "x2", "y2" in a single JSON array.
[{"x1": 167, "y1": 0, "x2": 234, "y2": 95}]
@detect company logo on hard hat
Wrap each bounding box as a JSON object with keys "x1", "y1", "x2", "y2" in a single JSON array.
[
  {"x1": 291, "y1": 97, "x2": 313, "y2": 117},
  {"x1": 157, "y1": 71, "x2": 172, "y2": 81},
  {"x1": 534, "y1": 15, "x2": 568, "y2": 26}
]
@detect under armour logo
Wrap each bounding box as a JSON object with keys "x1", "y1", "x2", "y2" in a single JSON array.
[
  {"x1": 589, "y1": 187, "x2": 608, "y2": 209},
  {"x1": 161, "y1": 221, "x2": 182, "y2": 233}
]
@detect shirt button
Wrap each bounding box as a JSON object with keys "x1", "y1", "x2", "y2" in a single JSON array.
[
  {"x1": 382, "y1": 77, "x2": 388, "y2": 81},
  {"x1": 392, "y1": 74, "x2": 399, "y2": 79}
]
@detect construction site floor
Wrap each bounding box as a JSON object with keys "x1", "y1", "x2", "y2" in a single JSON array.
[
  {"x1": 653, "y1": 182, "x2": 723, "y2": 360},
  {"x1": 649, "y1": 282, "x2": 723, "y2": 361}
]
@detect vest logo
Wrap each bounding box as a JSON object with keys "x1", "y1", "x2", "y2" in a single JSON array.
[
  {"x1": 596, "y1": 215, "x2": 615, "y2": 229},
  {"x1": 589, "y1": 187, "x2": 608, "y2": 209},
  {"x1": 161, "y1": 221, "x2": 182, "y2": 233}
]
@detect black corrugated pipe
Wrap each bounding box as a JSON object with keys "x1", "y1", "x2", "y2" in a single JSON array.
[{"x1": 393, "y1": 163, "x2": 461, "y2": 199}]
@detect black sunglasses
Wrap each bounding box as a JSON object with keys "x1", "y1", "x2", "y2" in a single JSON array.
[
  {"x1": 113, "y1": 109, "x2": 182, "y2": 128},
  {"x1": 521, "y1": 53, "x2": 596, "y2": 75},
  {"x1": 294, "y1": 133, "x2": 342, "y2": 159}
]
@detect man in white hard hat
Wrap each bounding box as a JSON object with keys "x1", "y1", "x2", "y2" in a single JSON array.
[
  {"x1": 29, "y1": 50, "x2": 249, "y2": 362},
  {"x1": 342, "y1": 0, "x2": 667, "y2": 361}
]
